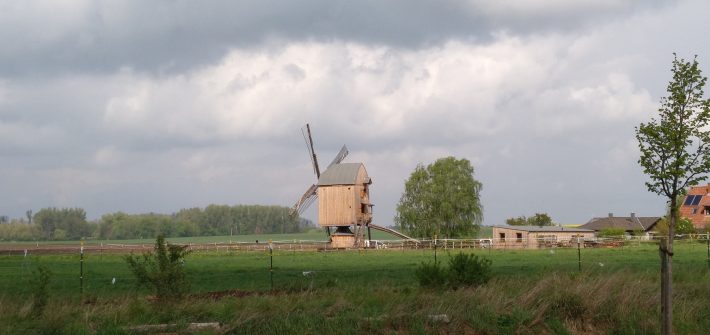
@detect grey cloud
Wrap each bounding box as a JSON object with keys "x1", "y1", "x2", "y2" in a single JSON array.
[
  {"x1": 0, "y1": 0, "x2": 665, "y2": 76},
  {"x1": 1, "y1": 0, "x2": 708, "y2": 228}
]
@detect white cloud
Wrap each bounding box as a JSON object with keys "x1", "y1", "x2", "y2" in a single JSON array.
[{"x1": 3, "y1": 0, "x2": 707, "y2": 226}]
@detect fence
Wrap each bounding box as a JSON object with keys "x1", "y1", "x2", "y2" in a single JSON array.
[
  {"x1": 1, "y1": 236, "x2": 708, "y2": 300},
  {"x1": 1, "y1": 233, "x2": 709, "y2": 255}
]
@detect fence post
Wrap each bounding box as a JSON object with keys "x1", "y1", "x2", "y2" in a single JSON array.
[
  {"x1": 434, "y1": 235, "x2": 437, "y2": 263},
  {"x1": 80, "y1": 240, "x2": 84, "y2": 295},
  {"x1": 577, "y1": 237, "x2": 581, "y2": 272},
  {"x1": 269, "y1": 240, "x2": 274, "y2": 291}
]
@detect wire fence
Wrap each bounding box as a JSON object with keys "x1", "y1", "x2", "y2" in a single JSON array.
[
  {"x1": 1, "y1": 233, "x2": 709, "y2": 255},
  {"x1": 1, "y1": 235, "x2": 708, "y2": 295}
]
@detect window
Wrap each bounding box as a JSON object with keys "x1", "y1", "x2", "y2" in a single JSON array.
[
  {"x1": 516, "y1": 233, "x2": 523, "y2": 243},
  {"x1": 692, "y1": 208, "x2": 698, "y2": 214},
  {"x1": 704, "y1": 206, "x2": 710, "y2": 215},
  {"x1": 499, "y1": 233, "x2": 505, "y2": 242}
]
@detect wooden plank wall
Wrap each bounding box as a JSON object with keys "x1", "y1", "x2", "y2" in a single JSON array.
[{"x1": 318, "y1": 186, "x2": 356, "y2": 226}]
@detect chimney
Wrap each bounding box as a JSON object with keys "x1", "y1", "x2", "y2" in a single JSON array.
[{"x1": 608, "y1": 213, "x2": 614, "y2": 218}]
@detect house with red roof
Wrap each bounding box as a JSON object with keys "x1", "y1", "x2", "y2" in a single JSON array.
[{"x1": 679, "y1": 183, "x2": 710, "y2": 230}]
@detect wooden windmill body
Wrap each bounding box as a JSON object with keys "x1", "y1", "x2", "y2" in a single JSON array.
[
  {"x1": 291, "y1": 124, "x2": 374, "y2": 248},
  {"x1": 317, "y1": 163, "x2": 373, "y2": 248}
]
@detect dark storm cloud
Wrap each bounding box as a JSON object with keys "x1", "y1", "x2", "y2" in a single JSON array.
[{"x1": 0, "y1": 0, "x2": 664, "y2": 76}]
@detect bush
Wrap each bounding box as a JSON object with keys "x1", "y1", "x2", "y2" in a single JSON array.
[
  {"x1": 125, "y1": 235, "x2": 191, "y2": 301},
  {"x1": 416, "y1": 252, "x2": 492, "y2": 289},
  {"x1": 29, "y1": 265, "x2": 52, "y2": 317},
  {"x1": 447, "y1": 252, "x2": 492, "y2": 289},
  {"x1": 598, "y1": 228, "x2": 625, "y2": 238},
  {"x1": 415, "y1": 261, "x2": 447, "y2": 288}
]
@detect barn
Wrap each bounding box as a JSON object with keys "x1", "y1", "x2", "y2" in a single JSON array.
[{"x1": 491, "y1": 226, "x2": 595, "y2": 249}]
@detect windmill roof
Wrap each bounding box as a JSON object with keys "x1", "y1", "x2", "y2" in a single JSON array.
[{"x1": 318, "y1": 163, "x2": 363, "y2": 186}]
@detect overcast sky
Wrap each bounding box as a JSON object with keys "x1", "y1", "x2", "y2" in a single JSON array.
[{"x1": 1, "y1": 0, "x2": 709, "y2": 227}]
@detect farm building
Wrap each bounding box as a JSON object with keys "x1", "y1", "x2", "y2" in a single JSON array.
[
  {"x1": 579, "y1": 213, "x2": 660, "y2": 238},
  {"x1": 491, "y1": 226, "x2": 594, "y2": 249},
  {"x1": 679, "y1": 183, "x2": 710, "y2": 230}
]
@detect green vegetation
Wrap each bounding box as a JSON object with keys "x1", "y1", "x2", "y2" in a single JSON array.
[
  {"x1": 505, "y1": 213, "x2": 554, "y2": 226},
  {"x1": 598, "y1": 228, "x2": 626, "y2": 237},
  {"x1": 395, "y1": 156, "x2": 483, "y2": 238},
  {"x1": 29, "y1": 265, "x2": 52, "y2": 317},
  {"x1": 125, "y1": 236, "x2": 191, "y2": 301},
  {"x1": 0, "y1": 242, "x2": 708, "y2": 333},
  {"x1": 416, "y1": 252, "x2": 492, "y2": 289},
  {"x1": 446, "y1": 252, "x2": 492, "y2": 288},
  {"x1": 34, "y1": 208, "x2": 91, "y2": 240},
  {"x1": 0, "y1": 204, "x2": 312, "y2": 242}
]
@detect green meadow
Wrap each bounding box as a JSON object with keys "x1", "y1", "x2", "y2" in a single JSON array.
[{"x1": 0, "y1": 240, "x2": 708, "y2": 334}]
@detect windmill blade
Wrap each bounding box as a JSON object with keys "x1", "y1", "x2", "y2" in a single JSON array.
[
  {"x1": 290, "y1": 184, "x2": 318, "y2": 216},
  {"x1": 301, "y1": 124, "x2": 320, "y2": 178},
  {"x1": 327, "y1": 145, "x2": 349, "y2": 169}
]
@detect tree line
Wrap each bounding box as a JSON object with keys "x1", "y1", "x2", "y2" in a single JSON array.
[{"x1": 0, "y1": 205, "x2": 312, "y2": 241}]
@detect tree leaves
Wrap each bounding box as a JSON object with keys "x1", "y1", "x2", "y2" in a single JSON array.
[
  {"x1": 395, "y1": 157, "x2": 483, "y2": 238},
  {"x1": 636, "y1": 55, "x2": 710, "y2": 200}
]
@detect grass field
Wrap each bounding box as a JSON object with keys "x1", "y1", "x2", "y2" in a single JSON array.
[{"x1": 1, "y1": 240, "x2": 708, "y2": 334}]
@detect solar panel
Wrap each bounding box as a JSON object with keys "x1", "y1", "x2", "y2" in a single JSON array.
[
  {"x1": 684, "y1": 196, "x2": 694, "y2": 205},
  {"x1": 692, "y1": 195, "x2": 702, "y2": 205}
]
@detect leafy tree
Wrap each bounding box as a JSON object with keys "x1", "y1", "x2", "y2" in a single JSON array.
[
  {"x1": 528, "y1": 213, "x2": 553, "y2": 227},
  {"x1": 0, "y1": 222, "x2": 42, "y2": 241},
  {"x1": 395, "y1": 157, "x2": 483, "y2": 238},
  {"x1": 506, "y1": 213, "x2": 554, "y2": 227},
  {"x1": 34, "y1": 207, "x2": 89, "y2": 240},
  {"x1": 635, "y1": 54, "x2": 710, "y2": 334},
  {"x1": 125, "y1": 235, "x2": 191, "y2": 301},
  {"x1": 656, "y1": 217, "x2": 695, "y2": 236},
  {"x1": 505, "y1": 216, "x2": 527, "y2": 226}
]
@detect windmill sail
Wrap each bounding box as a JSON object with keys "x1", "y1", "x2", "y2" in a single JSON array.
[
  {"x1": 291, "y1": 184, "x2": 318, "y2": 216},
  {"x1": 327, "y1": 145, "x2": 349, "y2": 169},
  {"x1": 302, "y1": 124, "x2": 320, "y2": 178}
]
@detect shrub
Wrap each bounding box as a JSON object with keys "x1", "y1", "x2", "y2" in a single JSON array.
[
  {"x1": 598, "y1": 228, "x2": 625, "y2": 238},
  {"x1": 415, "y1": 261, "x2": 447, "y2": 288},
  {"x1": 447, "y1": 252, "x2": 492, "y2": 289},
  {"x1": 125, "y1": 235, "x2": 191, "y2": 301},
  {"x1": 29, "y1": 265, "x2": 52, "y2": 317},
  {"x1": 416, "y1": 252, "x2": 492, "y2": 289}
]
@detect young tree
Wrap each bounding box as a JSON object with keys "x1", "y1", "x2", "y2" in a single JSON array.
[
  {"x1": 395, "y1": 157, "x2": 483, "y2": 238},
  {"x1": 636, "y1": 54, "x2": 710, "y2": 334},
  {"x1": 125, "y1": 235, "x2": 191, "y2": 301}
]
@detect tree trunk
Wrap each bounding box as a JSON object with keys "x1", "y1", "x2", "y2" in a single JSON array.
[
  {"x1": 661, "y1": 197, "x2": 677, "y2": 335},
  {"x1": 660, "y1": 238, "x2": 672, "y2": 335}
]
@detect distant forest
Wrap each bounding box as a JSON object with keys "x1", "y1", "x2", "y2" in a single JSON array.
[{"x1": 0, "y1": 205, "x2": 313, "y2": 241}]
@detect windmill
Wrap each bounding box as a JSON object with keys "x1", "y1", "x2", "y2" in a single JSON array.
[{"x1": 291, "y1": 124, "x2": 373, "y2": 248}]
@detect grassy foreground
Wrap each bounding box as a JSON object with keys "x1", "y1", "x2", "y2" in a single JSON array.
[{"x1": 0, "y1": 241, "x2": 708, "y2": 334}]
